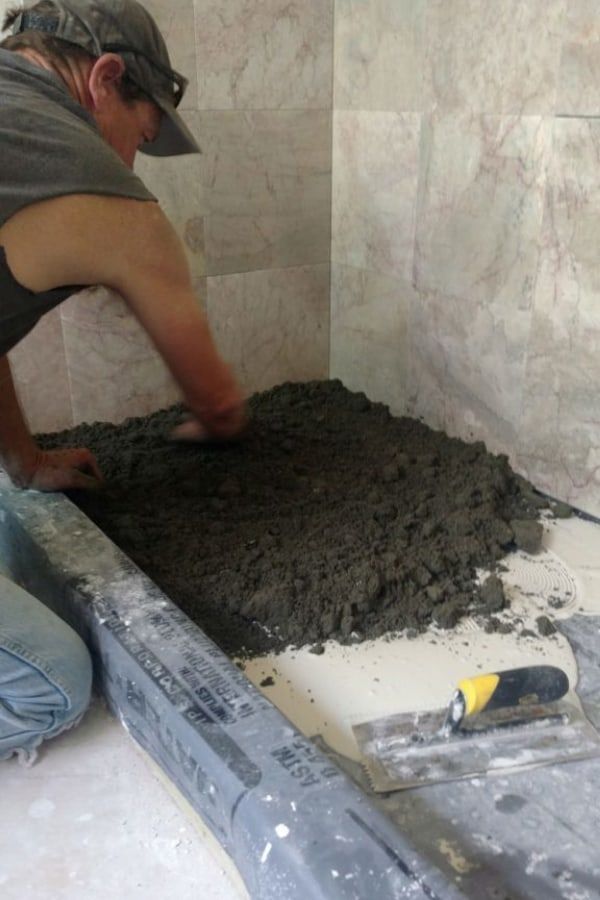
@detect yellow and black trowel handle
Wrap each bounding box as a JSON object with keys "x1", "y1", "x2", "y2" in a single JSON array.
[{"x1": 444, "y1": 665, "x2": 570, "y2": 733}]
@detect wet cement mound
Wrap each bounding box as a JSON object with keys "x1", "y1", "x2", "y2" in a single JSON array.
[{"x1": 41, "y1": 380, "x2": 552, "y2": 658}]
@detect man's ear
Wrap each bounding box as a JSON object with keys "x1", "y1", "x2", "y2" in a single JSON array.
[{"x1": 88, "y1": 53, "x2": 126, "y2": 109}]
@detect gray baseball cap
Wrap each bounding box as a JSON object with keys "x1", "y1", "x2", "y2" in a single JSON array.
[{"x1": 11, "y1": 0, "x2": 200, "y2": 156}]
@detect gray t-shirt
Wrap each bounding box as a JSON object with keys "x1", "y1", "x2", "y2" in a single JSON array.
[{"x1": 0, "y1": 49, "x2": 156, "y2": 355}]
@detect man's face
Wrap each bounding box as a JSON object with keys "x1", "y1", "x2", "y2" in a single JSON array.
[
  {"x1": 95, "y1": 93, "x2": 162, "y2": 169},
  {"x1": 85, "y1": 55, "x2": 165, "y2": 168}
]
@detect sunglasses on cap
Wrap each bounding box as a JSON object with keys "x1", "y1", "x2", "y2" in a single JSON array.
[{"x1": 102, "y1": 42, "x2": 188, "y2": 107}]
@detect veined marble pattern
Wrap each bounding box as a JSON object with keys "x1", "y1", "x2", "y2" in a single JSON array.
[
  {"x1": 558, "y1": 43, "x2": 600, "y2": 116},
  {"x1": 334, "y1": 0, "x2": 425, "y2": 112},
  {"x1": 415, "y1": 114, "x2": 552, "y2": 309},
  {"x1": 517, "y1": 119, "x2": 600, "y2": 517},
  {"x1": 423, "y1": 0, "x2": 566, "y2": 115},
  {"x1": 556, "y1": 1, "x2": 600, "y2": 115},
  {"x1": 406, "y1": 288, "x2": 525, "y2": 458},
  {"x1": 410, "y1": 113, "x2": 553, "y2": 455},
  {"x1": 206, "y1": 264, "x2": 330, "y2": 396},
  {"x1": 561, "y1": 0, "x2": 600, "y2": 45},
  {"x1": 195, "y1": 110, "x2": 331, "y2": 276},
  {"x1": 330, "y1": 264, "x2": 412, "y2": 414},
  {"x1": 332, "y1": 110, "x2": 421, "y2": 281},
  {"x1": 8, "y1": 309, "x2": 74, "y2": 433},
  {"x1": 135, "y1": 139, "x2": 207, "y2": 292},
  {"x1": 141, "y1": 0, "x2": 199, "y2": 111},
  {"x1": 61, "y1": 289, "x2": 181, "y2": 426},
  {"x1": 193, "y1": 0, "x2": 333, "y2": 110}
]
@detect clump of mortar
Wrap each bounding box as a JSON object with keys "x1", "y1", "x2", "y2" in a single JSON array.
[{"x1": 40, "y1": 380, "x2": 552, "y2": 658}]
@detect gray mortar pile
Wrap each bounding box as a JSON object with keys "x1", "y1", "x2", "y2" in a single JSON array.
[{"x1": 40, "y1": 380, "x2": 568, "y2": 657}]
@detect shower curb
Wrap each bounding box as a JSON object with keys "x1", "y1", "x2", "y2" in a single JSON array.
[{"x1": 0, "y1": 476, "x2": 463, "y2": 900}]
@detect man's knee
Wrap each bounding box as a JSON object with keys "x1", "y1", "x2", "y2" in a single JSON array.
[
  {"x1": 35, "y1": 616, "x2": 93, "y2": 724},
  {"x1": 1, "y1": 624, "x2": 91, "y2": 716},
  {"x1": 60, "y1": 627, "x2": 93, "y2": 723},
  {"x1": 0, "y1": 576, "x2": 93, "y2": 753}
]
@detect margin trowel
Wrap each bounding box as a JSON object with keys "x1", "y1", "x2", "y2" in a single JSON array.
[{"x1": 353, "y1": 665, "x2": 600, "y2": 791}]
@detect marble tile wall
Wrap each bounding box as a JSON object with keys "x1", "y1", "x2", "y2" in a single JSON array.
[
  {"x1": 331, "y1": 0, "x2": 600, "y2": 516},
  {"x1": 193, "y1": 0, "x2": 333, "y2": 110},
  {"x1": 4, "y1": 0, "x2": 332, "y2": 432},
  {"x1": 411, "y1": 113, "x2": 552, "y2": 450},
  {"x1": 60, "y1": 289, "x2": 182, "y2": 426},
  {"x1": 516, "y1": 118, "x2": 600, "y2": 514},
  {"x1": 7, "y1": 310, "x2": 73, "y2": 434},
  {"x1": 6, "y1": 1, "x2": 600, "y2": 516},
  {"x1": 330, "y1": 108, "x2": 420, "y2": 412},
  {"x1": 207, "y1": 264, "x2": 330, "y2": 395}
]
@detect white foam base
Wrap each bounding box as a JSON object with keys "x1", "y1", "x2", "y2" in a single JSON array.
[{"x1": 241, "y1": 516, "x2": 600, "y2": 761}]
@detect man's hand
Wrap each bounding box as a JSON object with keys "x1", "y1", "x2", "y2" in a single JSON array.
[
  {"x1": 0, "y1": 355, "x2": 102, "y2": 493},
  {"x1": 171, "y1": 392, "x2": 249, "y2": 443},
  {"x1": 11, "y1": 447, "x2": 103, "y2": 492}
]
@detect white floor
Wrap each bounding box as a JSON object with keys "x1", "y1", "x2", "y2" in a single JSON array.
[{"x1": 0, "y1": 699, "x2": 246, "y2": 900}]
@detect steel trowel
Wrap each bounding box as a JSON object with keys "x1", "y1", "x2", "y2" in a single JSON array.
[{"x1": 353, "y1": 665, "x2": 600, "y2": 792}]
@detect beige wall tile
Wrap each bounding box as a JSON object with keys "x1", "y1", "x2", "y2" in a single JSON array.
[
  {"x1": 194, "y1": 110, "x2": 331, "y2": 276},
  {"x1": 406, "y1": 288, "x2": 524, "y2": 458},
  {"x1": 557, "y1": 42, "x2": 600, "y2": 116},
  {"x1": 207, "y1": 264, "x2": 330, "y2": 395},
  {"x1": 135, "y1": 140, "x2": 206, "y2": 291},
  {"x1": 330, "y1": 264, "x2": 412, "y2": 414},
  {"x1": 61, "y1": 289, "x2": 182, "y2": 426},
  {"x1": 517, "y1": 119, "x2": 600, "y2": 516},
  {"x1": 332, "y1": 110, "x2": 421, "y2": 281},
  {"x1": 193, "y1": 0, "x2": 333, "y2": 110},
  {"x1": 415, "y1": 113, "x2": 551, "y2": 308},
  {"x1": 334, "y1": 0, "x2": 425, "y2": 112},
  {"x1": 556, "y1": 2, "x2": 600, "y2": 115},
  {"x1": 561, "y1": 1, "x2": 600, "y2": 46},
  {"x1": 8, "y1": 309, "x2": 74, "y2": 434},
  {"x1": 409, "y1": 113, "x2": 553, "y2": 454},
  {"x1": 423, "y1": 0, "x2": 565, "y2": 115}
]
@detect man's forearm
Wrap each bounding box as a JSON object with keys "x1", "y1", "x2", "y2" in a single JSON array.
[
  {"x1": 0, "y1": 355, "x2": 38, "y2": 482},
  {"x1": 149, "y1": 306, "x2": 238, "y2": 416}
]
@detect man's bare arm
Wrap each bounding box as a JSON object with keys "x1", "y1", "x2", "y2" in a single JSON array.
[
  {"x1": 1, "y1": 194, "x2": 246, "y2": 437},
  {"x1": 0, "y1": 355, "x2": 102, "y2": 489},
  {"x1": 107, "y1": 204, "x2": 243, "y2": 431}
]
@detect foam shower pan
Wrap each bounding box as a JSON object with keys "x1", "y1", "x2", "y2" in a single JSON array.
[
  {"x1": 3, "y1": 474, "x2": 600, "y2": 899},
  {"x1": 0, "y1": 474, "x2": 460, "y2": 899}
]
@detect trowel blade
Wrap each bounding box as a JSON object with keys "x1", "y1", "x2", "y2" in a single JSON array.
[{"x1": 353, "y1": 696, "x2": 600, "y2": 792}]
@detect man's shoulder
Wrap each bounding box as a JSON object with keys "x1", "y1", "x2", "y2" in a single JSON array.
[
  {"x1": 0, "y1": 193, "x2": 160, "y2": 294},
  {"x1": 0, "y1": 52, "x2": 155, "y2": 221}
]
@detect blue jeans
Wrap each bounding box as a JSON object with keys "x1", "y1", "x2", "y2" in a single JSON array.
[{"x1": 0, "y1": 572, "x2": 92, "y2": 763}]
